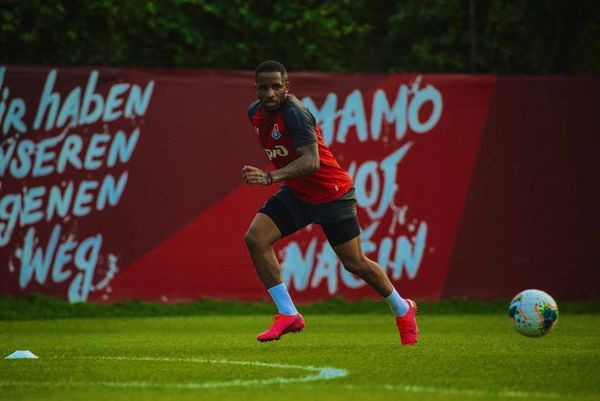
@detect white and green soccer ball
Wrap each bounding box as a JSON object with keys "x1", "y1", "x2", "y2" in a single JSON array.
[{"x1": 508, "y1": 289, "x2": 559, "y2": 337}]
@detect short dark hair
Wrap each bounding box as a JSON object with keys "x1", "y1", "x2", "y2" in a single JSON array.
[{"x1": 255, "y1": 60, "x2": 288, "y2": 81}]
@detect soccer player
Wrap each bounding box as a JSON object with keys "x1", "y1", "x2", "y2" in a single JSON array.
[{"x1": 242, "y1": 60, "x2": 418, "y2": 345}]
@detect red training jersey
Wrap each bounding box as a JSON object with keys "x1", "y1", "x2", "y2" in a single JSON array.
[{"x1": 248, "y1": 95, "x2": 353, "y2": 204}]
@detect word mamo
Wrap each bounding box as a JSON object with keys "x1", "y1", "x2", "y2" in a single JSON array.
[{"x1": 302, "y1": 80, "x2": 442, "y2": 146}]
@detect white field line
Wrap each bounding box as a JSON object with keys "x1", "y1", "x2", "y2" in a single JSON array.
[
  {"x1": 3, "y1": 356, "x2": 591, "y2": 399},
  {"x1": 0, "y1": 355, "x2": 348, "y2": 389},
  {"x1": 340, "y1": 384, "x2": 565, "y2": 399}
]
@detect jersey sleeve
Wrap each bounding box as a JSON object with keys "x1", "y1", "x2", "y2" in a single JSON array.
[
  {"x1": 282, "y1": 102, "x2": 318, "y2": 148},
  {"x1": 247, "y1": 100, "x2": 261, "y2": 121}
]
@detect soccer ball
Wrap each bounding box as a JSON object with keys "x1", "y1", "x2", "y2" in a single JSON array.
[{"x1": 508, "y1": 289, "x2": 559, "y2": 337}]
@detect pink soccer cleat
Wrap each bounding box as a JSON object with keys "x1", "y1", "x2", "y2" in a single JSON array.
[
  {"x1": 257, "y1": 313, "x2": 305, "y2": 342},
  {"x1": 395, "y1": 299, "x2": 419, "y2": 345}
]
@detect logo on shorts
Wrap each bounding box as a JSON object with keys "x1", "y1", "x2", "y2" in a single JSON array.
[
  {"x1": 264, "y1": 145, "x2": 288, "y2": 160},
  {"x1": 271, "y1": 124, "x2": 281, "y2": 140}
]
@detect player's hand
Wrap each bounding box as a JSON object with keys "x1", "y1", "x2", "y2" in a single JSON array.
[{"x1": 242, "y1": 165, "x2": 272, "y2": 185}]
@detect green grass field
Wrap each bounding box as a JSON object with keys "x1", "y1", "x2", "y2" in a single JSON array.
[{"x1": 2, "y1": 312, "x2": 599, "y2": 401}]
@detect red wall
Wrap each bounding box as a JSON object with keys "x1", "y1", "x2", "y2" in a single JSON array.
[
  {"x1": 0, "y1": 67, "x2": 597, "y2": 302},
  {"x1": 444, "y1": 77, "x2": 600, "y2": 300}
]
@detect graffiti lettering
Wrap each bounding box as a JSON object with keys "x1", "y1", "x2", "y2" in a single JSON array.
[
  {"x1": 302, "y1": 77, "x2": 443, "y2": 147},
  {"x1": 0, "y1": 66, "x2": 154, "y2": 302},
  {"x1": 16, "y1": 224, "x2": 102, "y2": 302},
  {"x1": 282, "y1": 220, "x2": 428, "y2": 294},
  {"x1": 347, "y1": 142, "x2": 412, "y2": 220},
  {"x1": 0, "y1": 172, "x2": 128, "y2": 247},
  {"x1": 0, "y1": 67, "x2": 27, "y2": 135},
  {"x1": 278, "y1": 78, "x2": 444, "y2": 294},
  {"x1": 34, "y1": 70, "x2": 154, "y2": 131},
  {"x1": 0, "y1": 128, "x2": 138, "y2": 179}
]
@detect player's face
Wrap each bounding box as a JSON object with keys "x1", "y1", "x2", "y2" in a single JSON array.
[{"x1": 256, "y1": 72, "x2": 289, "y2": 113}]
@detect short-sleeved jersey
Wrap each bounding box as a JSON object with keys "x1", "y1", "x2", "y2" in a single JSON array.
[{"x1": 248, "y1": 95, "x2": 353, "y2": 204}]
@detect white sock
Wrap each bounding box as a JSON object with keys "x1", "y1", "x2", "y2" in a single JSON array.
[
  {"x1": 267, "y1": 283, "x2": 298, "y2": 316},
  {"x1": 384, "y1": 288, "x2": 409, "y2": 317}
]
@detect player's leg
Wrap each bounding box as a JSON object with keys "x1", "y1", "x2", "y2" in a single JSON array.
[
  {"x1": 245, "y1": 191, "x2": 310, "y2": 341},
  {"x1": 322, "y1": 219, "x2": 418, "y2": 345},
  {"x1": 244, "y1": 212, "x2": 285, "y2": 289},
  {"x1": 329, "y1": 233, "x2": 394, "y2": 296},
  {"x1": 314, "y1": 192, "x2": 402, "y2": 301}
]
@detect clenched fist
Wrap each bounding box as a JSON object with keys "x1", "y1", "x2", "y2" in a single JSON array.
[{"x1": 242, "y1": 165, "x2": 273, "y2": 185}]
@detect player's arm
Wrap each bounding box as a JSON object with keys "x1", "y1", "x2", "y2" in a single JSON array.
[
  {"x1": 242, "y1": 101, "x2": 321, "y2": 186},
  {"x1": 241, "y1": 143, "x2": 319, "y2": 185},
  {"x1": 270, "y1": 142, "x2": 320, "y2": 182},
  {"x1": 269, "y1": 101, "x2": 320, "y2": 182}
]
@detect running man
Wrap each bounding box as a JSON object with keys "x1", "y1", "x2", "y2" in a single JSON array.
[{"x1": 242, "y1": 60, "x2": 418, "y2": 345}]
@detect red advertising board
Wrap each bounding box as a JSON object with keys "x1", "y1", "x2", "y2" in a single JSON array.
[{"x1": 0, "y1": 67, "x2": 598, "y2": 302}]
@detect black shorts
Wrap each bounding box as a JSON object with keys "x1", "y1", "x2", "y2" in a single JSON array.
[{"x1": 259, "y1": 186, "x2": 361, "y2": 246}]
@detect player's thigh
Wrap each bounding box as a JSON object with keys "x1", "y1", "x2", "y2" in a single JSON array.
[
  {"x1": 324, "y1": 217, "x2": 363, "y2": 264},
  {"x1": 245, "y1": 212, "x2": 282, "y2": 248},
  {"x1": 310, "y1": 188, "x2": 360, "y2": 248},
  {"x1": 248, "y1": 190, "x2": 311, "y2": 246}
]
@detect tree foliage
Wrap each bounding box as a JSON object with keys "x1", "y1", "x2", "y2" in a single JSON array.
[{"x1": 1, "y1": 0, "x2": 598, "y2": 73}]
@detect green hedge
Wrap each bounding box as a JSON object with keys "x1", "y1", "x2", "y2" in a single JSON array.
[
  {"x1": 1, "y1": 0, "x2": 599, "y2": 73},
  {"x1": 2, "y1": 295, "x2": 599, "y2": 320}
]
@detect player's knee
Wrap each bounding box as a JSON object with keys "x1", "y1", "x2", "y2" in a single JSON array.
[
  {"x1": 244, "y1": 229, "x2": 261, "y2": 251},
  {"x1": 244, "y1": 228, "x2": 270, "y2": 252}
]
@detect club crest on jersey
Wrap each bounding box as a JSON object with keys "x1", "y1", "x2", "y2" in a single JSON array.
[{"x1": 271, "y1": 124, "x2": 282, "y2": 140}]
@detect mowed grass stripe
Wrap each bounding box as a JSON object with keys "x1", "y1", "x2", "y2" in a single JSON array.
[{"x1": 1, "y1": 314, "x2": 599, "y2": 401}]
